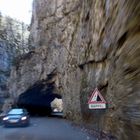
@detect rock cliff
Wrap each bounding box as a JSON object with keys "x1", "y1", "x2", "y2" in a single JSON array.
[
  {"x1": 0, "y1": 13, "x2": 29, "y2": 109},
  {"x1": 8, "y1": 0, "x2": 140, "y2": 139}
]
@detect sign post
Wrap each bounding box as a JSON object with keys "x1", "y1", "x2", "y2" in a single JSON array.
[{"x1": 88, "y1": 88, "x2": 106, "y2": 109}]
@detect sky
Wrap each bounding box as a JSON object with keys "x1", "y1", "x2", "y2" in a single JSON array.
[{"x1": 0, "y1": 0, "x2": 33, "y2": 24}]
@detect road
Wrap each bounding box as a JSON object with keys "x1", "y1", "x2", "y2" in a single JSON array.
[{"x1": 0, "y1": 117, "x2": 96, "y2": 140}]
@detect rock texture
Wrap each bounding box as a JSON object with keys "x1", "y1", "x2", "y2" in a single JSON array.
[
  {"x1": 8, "y1": 0, "x2": 140, "y2": 139},
  {"x1": 0, "y1": 13, "x2": 29, "y2": 109},
  {"x1": 51, "y1": 98, "x2": 63, "y2": 112}
]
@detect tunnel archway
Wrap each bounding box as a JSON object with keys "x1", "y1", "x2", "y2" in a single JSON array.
[{"x1": 17, "y1": 81, "x2": 62, "y2": 116}]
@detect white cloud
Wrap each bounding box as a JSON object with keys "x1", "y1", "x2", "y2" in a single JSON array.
[{"x1": 0, "y1": 0, "x2": 33, "y2": 24}]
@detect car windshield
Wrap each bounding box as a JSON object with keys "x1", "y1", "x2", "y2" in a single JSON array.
[{"x1": 8, "y1": 109, "x2": 23, "y2": 115}]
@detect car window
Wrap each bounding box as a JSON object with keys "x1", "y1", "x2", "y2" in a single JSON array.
[{"x1": 8, "y1": 109, "x2": 23, "y2": 115}]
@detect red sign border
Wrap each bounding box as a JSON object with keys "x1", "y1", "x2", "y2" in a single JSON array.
[{"x1": 88, "y1": 88, "x2": 106, "y2": 104}]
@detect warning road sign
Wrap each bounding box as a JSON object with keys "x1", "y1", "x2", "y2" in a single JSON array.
[{"x1": 88, "y1": 88, "x2": 106, "y2": 109}]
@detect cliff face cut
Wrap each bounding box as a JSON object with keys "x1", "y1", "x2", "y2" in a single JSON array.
[
  {"x1": 9, "y1": 0, "x2": 140, "y2": 139},
  {"x1": 0, "y1": 13, "x2": 29, "y2": 109}
]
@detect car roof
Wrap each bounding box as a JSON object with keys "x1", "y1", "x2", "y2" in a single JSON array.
[{"x1": 8, "y1": 109, "x2": 24, "y2": 115}]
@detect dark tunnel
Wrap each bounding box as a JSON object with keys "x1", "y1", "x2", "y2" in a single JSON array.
[{"x1": 17, "y1": 81, "x2": 62, "y2": 116}]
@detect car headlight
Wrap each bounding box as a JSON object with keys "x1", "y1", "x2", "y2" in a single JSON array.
[
  {"x1": 3, "y1": 117, "x2": 9, "y2": 121},
  {"x1": 21, "y1": 116, "x2": 27, "y2": 120}
]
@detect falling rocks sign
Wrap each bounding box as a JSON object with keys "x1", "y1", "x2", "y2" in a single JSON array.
[{"x1": 88, "y1": 88, "x2": 107, "y2": 109}]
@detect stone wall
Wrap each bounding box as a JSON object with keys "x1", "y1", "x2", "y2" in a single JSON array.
[{"x1": 8, "y1": 0, "x2": 140, "y2": 139}]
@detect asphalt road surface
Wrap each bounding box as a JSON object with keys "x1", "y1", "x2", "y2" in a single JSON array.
[{"x1": 0, "y1": 117, "x2": 96, "y2": 140}]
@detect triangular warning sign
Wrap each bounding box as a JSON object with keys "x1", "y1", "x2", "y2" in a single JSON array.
[{"x1": 88, "y1": 88, "x2": 106, "y2": 104}]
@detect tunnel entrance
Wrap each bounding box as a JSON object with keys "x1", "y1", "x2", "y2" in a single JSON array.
[{"x1": 17, "y1": 81, "x2": 62, "y2": 116}]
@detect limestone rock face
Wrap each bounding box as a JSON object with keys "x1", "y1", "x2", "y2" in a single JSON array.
[
  {"x1": 9, "y1": 0, "x2": 140, "y2": 139},
  {"x1": 0, "y1": 13, "x2": 29, "y2": 109},
  {"x1": 51, "y1": 98, "x2": 63, "y2": 112}
]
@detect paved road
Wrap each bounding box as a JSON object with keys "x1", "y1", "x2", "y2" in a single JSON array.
[{"x1": 0, "y1": 117, "x2": 96, "y2": 140}]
